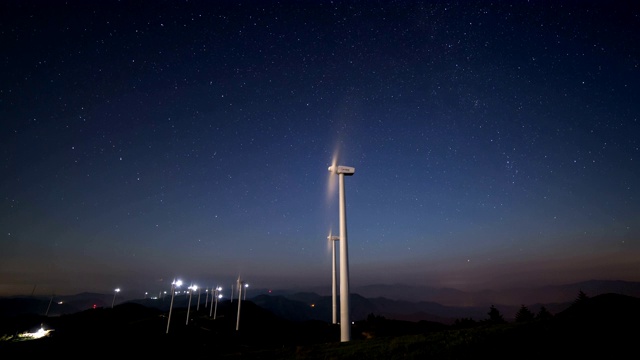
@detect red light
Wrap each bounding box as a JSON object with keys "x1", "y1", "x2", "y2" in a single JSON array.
[{"x1": 93, "y1": 304, "x2": 97, "y2": 309}]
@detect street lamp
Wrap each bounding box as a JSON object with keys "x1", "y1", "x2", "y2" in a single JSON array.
[
  {"x1": 243, "y1": 283, "x2": 249, "y2": 300},
  {"x1": 111, "y1": 288, "x2": 120, "y2": 308},
  {"x1": 196, "y1": 286, "x2": 202, "y2": 311},
  {"x1": 209, "y1": 287, "x2": 215, "y2": 317},
  {"x1": 236, "y1": 278, "x2": 245, "y2": 331},
  {"x1": 328, "y1": 234, "x2": 340, "y2": 325},
  {"x1": 166, "y1": 279, "x2": 182, "y2": 334},
  {"x1": 210, "y1": 286, "x2": 222, "y2": 319},
  {"x1": 328, "y1": 163, "x2": 355, "y2": 342},
  {"x1": 46, "y1": 293, "x2": 55, "y2": 316},
  {"x1": 186, "y1": 284, "x2": 197, "y2": 325}
]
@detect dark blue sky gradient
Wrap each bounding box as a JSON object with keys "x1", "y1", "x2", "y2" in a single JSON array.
[{"x1": 1, "y1": 0, "x2": 639, "y2": 297}]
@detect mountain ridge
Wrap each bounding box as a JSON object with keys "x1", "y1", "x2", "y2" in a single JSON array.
[{"x1": 3, "y1": 279, "x2": 637, "y2": 324}]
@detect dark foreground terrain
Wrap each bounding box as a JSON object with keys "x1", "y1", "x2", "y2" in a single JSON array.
[{"x1": 1, "y1": 292, "x2": 638, "y2": 359}]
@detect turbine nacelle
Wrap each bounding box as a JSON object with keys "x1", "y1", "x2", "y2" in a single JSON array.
[
  {"x1": 328, "y1": 165, "x2": 355, "y2": 175},
  {"x1": 328, "y1": 235, "x2": 340, "y2": 241}
]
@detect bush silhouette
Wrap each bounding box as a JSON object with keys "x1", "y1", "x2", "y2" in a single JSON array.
[{"x1": 486, "y1": 305, "x2": 506, "y2": 324}]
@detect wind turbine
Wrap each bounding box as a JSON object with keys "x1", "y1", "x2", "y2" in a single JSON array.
[
  {"x1": 328, "y1": 233, "x2": 340, "y2": 325},
  {"x1": 328, "y1": 163, "x2": 355, "y2": 342}
]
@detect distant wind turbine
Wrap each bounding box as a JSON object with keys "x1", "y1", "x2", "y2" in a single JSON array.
[{"x1": 328, "y1": 233, "x2": 340, "y2": 325}]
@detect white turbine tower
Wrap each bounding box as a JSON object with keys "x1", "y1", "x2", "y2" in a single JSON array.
[
  {"x1": 328, "y1": 233, "x2": 340, "y2": 325},
  {"x1": 328, "y1": 163, "x2": 355, "y2": 342}
]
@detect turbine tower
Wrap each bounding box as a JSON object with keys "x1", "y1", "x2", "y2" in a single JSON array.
[
  {"x1": 328, "y1": 234, "x2": 340, "y2": 325},
  {"x1": 328, "y1": 164, "x2": 355, "y2": 342}
]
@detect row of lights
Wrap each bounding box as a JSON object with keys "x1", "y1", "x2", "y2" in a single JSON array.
[
  {"x1": 164, "y1": 279, "x2": 248, "y2": 334},
  {"x1": 109, "y1": 279, "x2": 247, "y2": 335}
]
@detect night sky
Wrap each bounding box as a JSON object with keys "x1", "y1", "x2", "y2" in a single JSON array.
[{"x1": 1, "y1": 0, "x2": 639, "y2": 298}]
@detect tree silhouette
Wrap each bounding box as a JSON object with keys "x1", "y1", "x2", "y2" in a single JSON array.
[
  {"x1": 573, "y1": 290, "x2": 589, "y2": 305},
  {"x1": 487, "y1": 305, "x2": 506, "y2": 324},
  {"x1": 366, "y1": 313, "x2": 386, "y2": 323},
  {"x1": 515, "y1": 305, "x2": 535, "y2": 323},
  {"x1": 536, "y1": 305, "x2": 553, "y2": 321}
]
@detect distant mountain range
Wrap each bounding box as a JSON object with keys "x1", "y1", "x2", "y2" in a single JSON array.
[
  {"x1": 348, "y1": 279, "x2": 640, "y2": 306},
  {"x1": 2, "y1": 280, "x2": 638, "y2": 324}
]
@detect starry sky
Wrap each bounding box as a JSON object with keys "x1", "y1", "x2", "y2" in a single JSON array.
[{"x1": 1, "y1": 0, "x2": 639, "y2": 298}]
